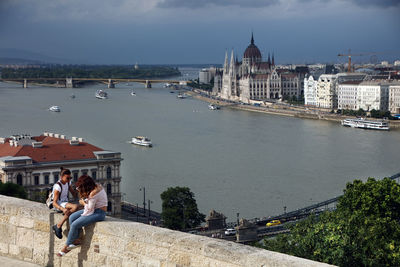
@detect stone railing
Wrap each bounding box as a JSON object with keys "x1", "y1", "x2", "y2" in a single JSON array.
[{"x1": 0, "y1": 195, "x2": 334, "y2": 266}]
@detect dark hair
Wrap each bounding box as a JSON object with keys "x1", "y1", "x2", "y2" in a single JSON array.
[
  {"x1": 60, "y1": 167, "x2": 71, "y2": 177},
  {"x1": 75, "y1": 175, "x2": 96, "y2": 197}
]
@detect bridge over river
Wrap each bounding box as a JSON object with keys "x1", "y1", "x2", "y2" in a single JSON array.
[{"x1": 0, "y1": 77, "x2": 182, "y2": 89}]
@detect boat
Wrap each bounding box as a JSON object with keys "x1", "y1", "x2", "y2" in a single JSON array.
[
  {"x1": 49, "y1": 106, "x2": 60, "y2": 112},
  {"x1": 177, "y1": 93, "x2": 186, "y2": 99},
  {"x1": 130, "y1": 91, "x2": 136, "y2": 96},
  {"x1": 131, "y1": 136, "x2": 152, "y2": 147},
  {"x1": 208, "y1": 104, "x2": 220, "y2": 110},
  {"x1": 95, "y1": 90, "x2": 108, "y2": 99},
  {"x1": 70, "y1": 94, "x2": 75, "y2": 99},
  {"x1": 341, "y1": 118, "x2": 389, "y2": 130}
]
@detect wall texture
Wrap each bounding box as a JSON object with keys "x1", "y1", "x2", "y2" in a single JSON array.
[{"x1": 0, "y1": 195, "x2": 334, "y2": 267}]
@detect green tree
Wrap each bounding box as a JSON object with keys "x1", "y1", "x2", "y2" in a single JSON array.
[
  {"x1": 0, "y1": 181, "x2": 27, "y2": 199},
  {"x1": 259, "y1": 178, "x2": 400, "y2": 266},
  {"x1": 160, "y1": 186, "x2": 205, "y2": 230}
]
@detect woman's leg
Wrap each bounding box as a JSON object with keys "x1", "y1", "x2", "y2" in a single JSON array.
[
  {"x1": 66, "y1": 209, "x2": 105, "y2": 246},
  {"x1": 69, "y1": 209, "x2": 84, "y2": 225}
]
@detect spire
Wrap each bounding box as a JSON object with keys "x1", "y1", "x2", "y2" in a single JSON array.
[
  {"x1": 268, "y1": 53, "x2": 271, "y2": 65},
  {"x1": 229, "y1": 49, "x2": 235, "y2": 76},
  {"x1": 272, "y1": 52, "x2": 275, "y2": 66},
  {"x1": 223, "y1": 50, "x2": 229, "y2": 73},
  {"x1": 251, "y1": 32, "x2": 254, "y2": 45}
]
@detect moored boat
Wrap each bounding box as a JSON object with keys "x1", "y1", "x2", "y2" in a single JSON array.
[
  {"x1": 130, "y1": 91, "x2": 136, "y2": 96},
  {"x1": 177, "y1": 93, "x2": 186, "y2": 99},
  {"x1": 95, "y1": 90, "x2": 108, "y2": 99},
  {"x1": 341, "y1": 118, "x2": 389, "y2": 130},
  {"x1": 131, "y1": 136, "x2": 152, "y2": 147},
  {"x1": 208, "y1": 104, "x2": 220, "y2": 110},
  {"x1": 49, "y1": 105, "x2": 60, "y2": 112}
]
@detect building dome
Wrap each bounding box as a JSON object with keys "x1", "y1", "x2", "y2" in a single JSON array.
[{"x1": 243, "y1": 34, "x2": 262, "y2": 60}]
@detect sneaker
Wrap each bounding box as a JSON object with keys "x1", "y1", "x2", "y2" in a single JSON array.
[{"x1": 52, "y1": 225, "x2": 62, "y2": 239}]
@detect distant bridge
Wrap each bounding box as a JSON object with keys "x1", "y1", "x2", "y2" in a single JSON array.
[{"x1": 0, "y1": 77, "x2": 183, "y2": 89}]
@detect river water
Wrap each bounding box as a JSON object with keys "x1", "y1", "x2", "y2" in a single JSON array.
[{"x1": 1, "y1": 68, "x2": 399, "y2": 222}]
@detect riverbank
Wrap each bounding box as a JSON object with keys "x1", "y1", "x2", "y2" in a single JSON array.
[{"x1": 186, "y1": 91, "x2": 400, "y2": 130}]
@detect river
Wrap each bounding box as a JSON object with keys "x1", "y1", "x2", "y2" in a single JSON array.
[{"x1": 1, "y1": 68, "x2": 399, "y2": 222}]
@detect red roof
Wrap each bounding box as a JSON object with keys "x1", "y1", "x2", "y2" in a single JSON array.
[{"x1": 0, "y1": 136, "x2": 103, "y2": 163}]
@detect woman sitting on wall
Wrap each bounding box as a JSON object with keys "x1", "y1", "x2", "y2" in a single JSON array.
[{"x1": 57, "y1": 175, "x2": 107, "y2": 256}]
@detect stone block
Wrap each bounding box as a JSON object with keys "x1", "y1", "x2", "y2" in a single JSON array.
[
  {"x1": 20, "y1": 246, "x2": 33, "y2": 260},
  {"x1": 34, "y1": 220, "x2": 50, "y2": 232},
  {"x1": 32, "y1": 250, "x2": 45, "y2": 266},
  {"x1": 60, "y1": 256, "x2": 79, "y2": 267},
  {"x1": 106, "y1": 256, "x2": 123, "y2": 267},
  {"x1": 0, "y1": 242, "x2": 8, "y2": 254},
  {"x1": 126, "y1": 241, "x2": 169, "y2": 261},
  {"x1": 0, "y1": 214, "x2": 10, "y2": 223},
  {"x1": 34, "y1": 230, "x2": 50, "y2": 249},
  {"x1": 87, "y1": 252, "x2": 107, "y2": 265},
  {"x1": 138, "y1": 257, "x2": 161, "y2": 267},
  {"x1": 17, "y1": 228, "x2": 34, "y2": 248},
  {"x1": 0, "y1": 223, "x2": 16, "y2": 244},
  {"x1": 9, "y1": 244, "x2": 21, "y2": 259},
  {"x1": 167, "y1": 251, "x2": 191, "y2": 266},
  {"x1": 122, "y1": 258, "x2": 139, "y2": 267}
]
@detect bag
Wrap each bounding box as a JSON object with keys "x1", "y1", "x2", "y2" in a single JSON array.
[{"x1": 46, "y1": 181, "x2": 62, "y2": 209}]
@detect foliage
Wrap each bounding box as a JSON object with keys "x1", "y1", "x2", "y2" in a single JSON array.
[
  {"x1": 259, "y1": 178, "x2": 400, "y2": 266},
  {"x1": 370, "y1": 109, "x2": 392, "y2": 119},
  {"x1": 1, "y1": 65, "x2": 181, "y2": 79},
  {"x1": 337, "y1": 108, "x2": 367, "y2": 117},
  {"x1": 0, "y1": 181, "x2": 27, "y2": 199},
  {"x1": 188, "y1": 80, "x2": 213, "y2": 91},
  {"x1": 160, "y1": 186, "x2": 205, "y2": 230}
]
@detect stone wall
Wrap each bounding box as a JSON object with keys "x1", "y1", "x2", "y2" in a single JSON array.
[{"x1": 0, "y1": 195, "x2": 333, "y2": 267}]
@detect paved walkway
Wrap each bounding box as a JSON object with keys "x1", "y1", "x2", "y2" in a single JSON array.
[{"x1": 0, "y1": 255, "x2": 41, "y2": 267}]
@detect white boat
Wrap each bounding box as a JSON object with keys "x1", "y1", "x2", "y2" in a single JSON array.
[
  {"x1": 95, "y1": 90, "x2": 108, "y2": 99},
  {"x1": 49, "y1": 106, "x2": 60, "y2": 112},
  {"x1": 177, "y1": 93, "x2": 186, "y2": 99},
  {"x1": 341, "y1": 118, "x2": 389, "y2": 130},
  {"x1": 130, "y1": 91, "x2": 136, "y2": 96},
  {"x1": 70, "y1": 94, "x2": 75, "y2": 99},
  {"x1": 131, "y1": 136, "x2": 152, "y2": 147},
  {"x1": 208, "y1": 104, "x2": 220, "y2": 110}
]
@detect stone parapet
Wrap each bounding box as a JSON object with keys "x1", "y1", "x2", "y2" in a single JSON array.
[{"x1": 0, "y1": 195, "x2": 334, "y2": 266}]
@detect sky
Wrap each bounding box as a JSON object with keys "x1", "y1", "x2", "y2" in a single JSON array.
[{"x1": 0, "y1": 0, "x2": 399, "y2": 65}]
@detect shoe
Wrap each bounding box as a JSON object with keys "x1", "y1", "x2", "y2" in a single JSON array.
[
  {"x1": 67, "y1": 244, "x2": 80, "y2": 250},
  {"x1": 52, "y1": 225, "x2": 62, "y2": 239}
]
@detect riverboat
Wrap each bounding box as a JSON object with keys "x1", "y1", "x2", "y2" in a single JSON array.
[
  {"x1": 130, "y1": 91, "x2": 136, "y2": 96},
  {"x1": 341, "y1": 118, "x2": 389, "y2": 130},
  {"x1": 177, "y1": 93, "x2": 186, "y2": 99},
  {"x1": 49, "y1": 105, "x2": 60, "y2": 112},
  {"x1": 95, "y1": 90, "x2": 108, "y2": 99},
  {"x1": 208, "y1": 104, "x2": 220, "y2": 110},
  {"x1": 131, "y1": 136, "x2": 152, "y2": 147}
]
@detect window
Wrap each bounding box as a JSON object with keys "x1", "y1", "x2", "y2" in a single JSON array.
[
  {"x1": 34, "y1": 175, "x2": 39, "y2": 185},
  {"x1": 74, "y1": 172, "x2": 78, "y2": 182},
  {"x1": 106, "y1": 167, "x2": 112, "y2": 179},
  {"x1": 53, "y1": 174, "x2": 59, "y2": 183},
  {"x1": 16, "y1": 174, "x2": 23, "y2": 186},
  {"x1": 92, "y1": 171, "x2": 97, "y2": 180},
  {"x1": 107, "y1": 183, "x2": 112, "y2": 194},
  {"x1": 44, "y1": 175, "x2": 49, "y2": 185},
  {"x1": 107, "y1": 202, "x2": 112, "y2": 212}
]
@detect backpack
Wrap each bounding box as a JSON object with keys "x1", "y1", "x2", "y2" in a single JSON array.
[{"x1": 46, "y1": 181, "x2": 62, "y2": 209}]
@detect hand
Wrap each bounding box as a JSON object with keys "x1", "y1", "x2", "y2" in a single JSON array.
[{"x1": 64, "y1": 209, "x2": 71, "y2": 216}]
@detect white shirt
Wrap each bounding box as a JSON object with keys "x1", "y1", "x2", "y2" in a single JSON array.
[{"x1": 52, "y1": 181, "x2": 70, "y2": 203}]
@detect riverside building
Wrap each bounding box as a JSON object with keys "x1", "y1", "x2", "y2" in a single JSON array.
[
  {"x1": 213, "y1": 34, "x2": 307, "y2": 103},
  {"x1": 0, "y1": 132, "x2": 122, "y2": 216},
  {"x1": 356, "y1": 81, "x2": 389, "y2": 111},
  {"x1": 389, "y1": 84, "x2": 400, "y2": 114}
]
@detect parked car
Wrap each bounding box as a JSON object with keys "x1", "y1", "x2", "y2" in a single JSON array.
[
  {"x1": 266, "y1": 220, "x2": 281, "y2": 227},
  {"x1": 224, "y1": 228, "x2": 236, "y2": 236}
]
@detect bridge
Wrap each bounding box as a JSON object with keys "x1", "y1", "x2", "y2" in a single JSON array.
[{"x1": 0, "y1": 77, "x2": 183, "y2": 89}]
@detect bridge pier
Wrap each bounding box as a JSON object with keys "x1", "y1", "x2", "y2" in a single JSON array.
[
  {"x1": 23, "y1": 79, "x2": 28, "y2": 88},
  {"x1": 145, "y1": 80, "x2": 152, "y2": 88},
  {"x1": 66, "y1": 78, "x2": 74, "y2": 88},
  {"x1": 108, "y1": 79, "x2": 115, "y2": 89},
  {"x1": 236, "y1": 219, "x2": 257, "y2": 243}
]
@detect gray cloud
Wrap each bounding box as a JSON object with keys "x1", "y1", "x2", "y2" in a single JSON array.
[
  {"x1": 348, "y1": 0, "x2": 400, "y2": 8},
  {"x1": 157, "y1": 0, "x2": 280, "y2": 9}
]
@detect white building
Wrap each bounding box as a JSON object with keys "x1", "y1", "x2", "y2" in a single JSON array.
[
  {"x1": 304, "y1": 75, "x2": 317, "y2": 106},
  {"x1": 199, "y1": 69, "x2": 212, "y2": 84},
  {"x1": 0, "y1": 133, "x2": 123, "y2": 216},
  {"x1": 337, "y1": 81, "x2": 361, "y2": 110},
  {"x1": 389, "y1": 84, "x2": 400, "y2": 114},
  {"x1": 357, "y1": 81, "x2": 389, "y2": 111},
  {"x1": 316, "y1": 74, "x2": 337, "y2": 108}
]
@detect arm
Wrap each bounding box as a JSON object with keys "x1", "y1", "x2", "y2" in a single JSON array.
[
  {"x1": 81, "y1": 197, "x2": 97, "y2": 216},
  {"x1": 69, "y1": 184, "x2": 78, "y2": 199},
  {"x1": 89, "y1": 184, "x2": 102, "y2": 198}
]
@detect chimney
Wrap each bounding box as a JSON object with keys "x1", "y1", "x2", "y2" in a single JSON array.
[
  {"x1": 9, "y1": 140, "x2": 14, "y2": 146},
  {"x1": 69, "y1": 140, "x2": 79, "y2": 146},
  {"x1": 43, "y1": 132, "x2": 49, "y2": 136},
  {"x1": 49, "y1": 133, "x2": 54, "y2": 137},
  {"x1": 78, "y1": 138, "x2": 84, "y2": 142},
  {"x1": 60, "y1": 135, "x2": 66, "y2": 139},
  {"x1": 32, "y1": 142, "x2": 43, "y2": 148},
  {"x1": 54, "y1": 134, "x2": 60, "y2": 138}
]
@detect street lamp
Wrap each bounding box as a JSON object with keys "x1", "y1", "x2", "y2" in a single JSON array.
[
  {"x1": 148, "y1": 199, "x2": 153, "y2": 223},
  {"x1": 140, "y1": 187, "x2": 146, "y2": 215}
]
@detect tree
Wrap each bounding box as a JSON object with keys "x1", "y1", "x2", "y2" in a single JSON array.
[
  {"x1": 0, "y1": 181, "x2": 27, "y2": 199},
  {"x1": 259, "y1": 178, "x2": 400, "y2": 266},
  {"x1": 160, "y1": 186, "x2": 205, "y2": 230}
]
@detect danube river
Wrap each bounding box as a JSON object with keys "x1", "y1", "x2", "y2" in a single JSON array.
[{"x1": 1, "y1": 72, "x2": 399, "y2": 222}]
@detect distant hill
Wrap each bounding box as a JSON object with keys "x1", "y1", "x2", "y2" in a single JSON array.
[{"x1": 0, "y1": 48, "x2": 70, "y2": 64}]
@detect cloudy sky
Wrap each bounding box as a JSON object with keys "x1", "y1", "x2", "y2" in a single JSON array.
[{"x1": 1, "y1": 0, "x2": 399, "y2": 64}]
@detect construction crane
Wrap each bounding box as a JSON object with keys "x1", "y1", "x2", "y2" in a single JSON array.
[{"x1": 337, "y1": 49, "x2": 377, "y2": 72}]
